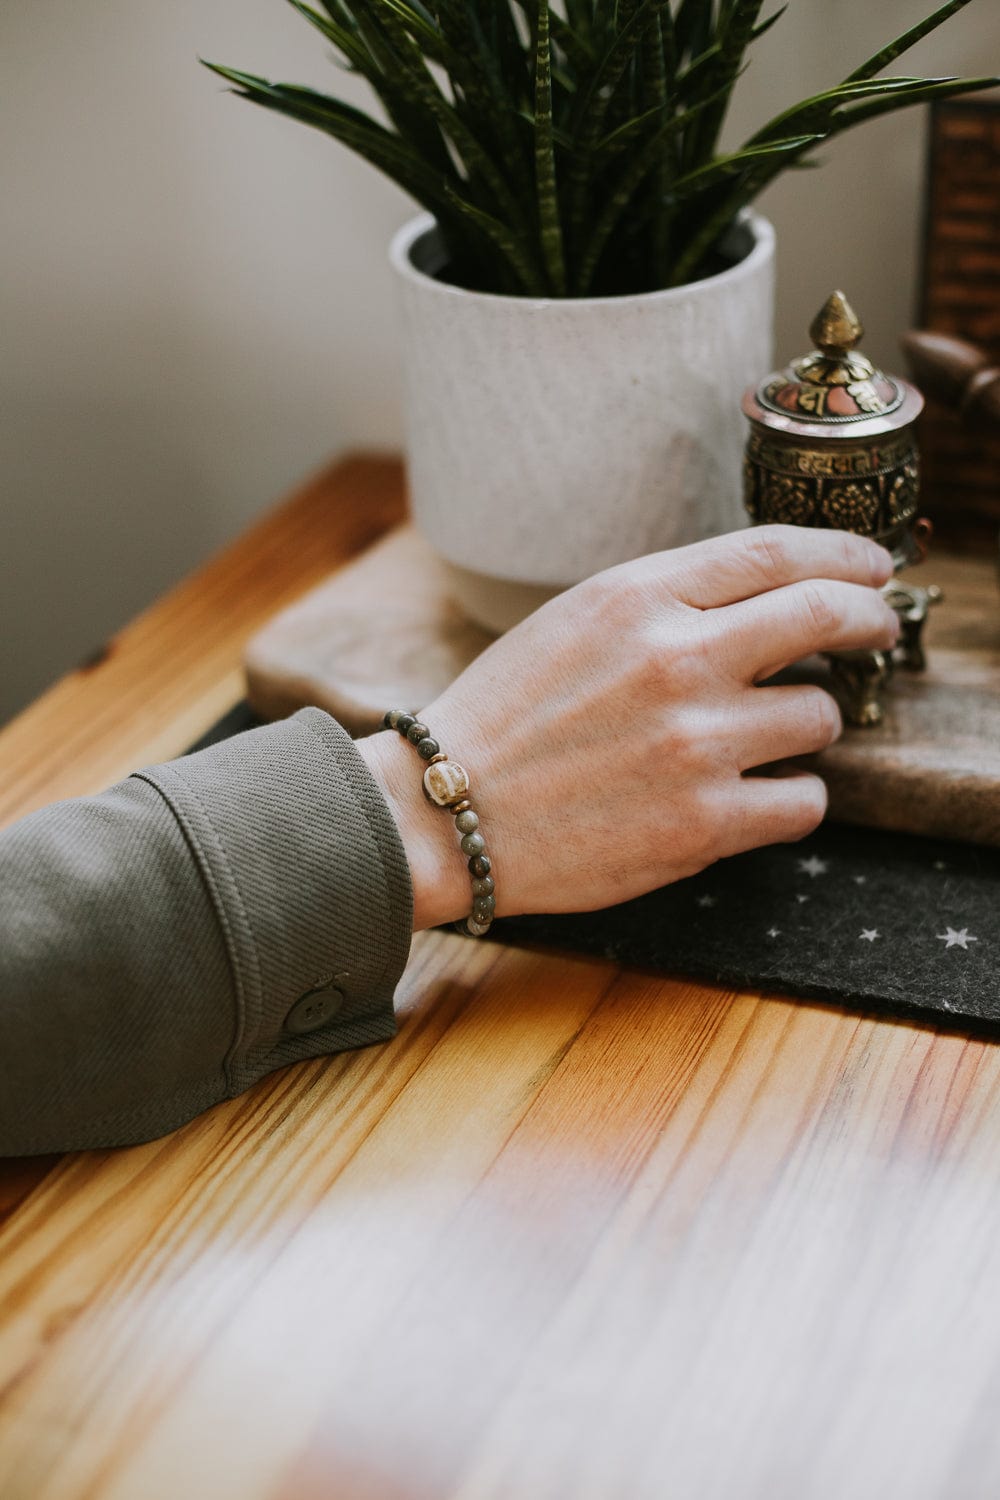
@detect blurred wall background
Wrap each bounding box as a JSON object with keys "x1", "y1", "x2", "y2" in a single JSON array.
[{"x1": 2, "y1": 0, "x2": 998, "y2": 722}]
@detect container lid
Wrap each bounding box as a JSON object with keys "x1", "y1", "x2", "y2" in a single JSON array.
[{"x1": 742, "y1": 291, "x2": 923, "y2": 438}]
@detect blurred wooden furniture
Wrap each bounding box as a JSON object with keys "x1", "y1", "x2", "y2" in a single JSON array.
[
  {"x1": 918, "y1": 98, "x2": 1000, "y2": 548},
  {"x1": 3, "y1": 455, "x2": 1000, "y2": 1500}
]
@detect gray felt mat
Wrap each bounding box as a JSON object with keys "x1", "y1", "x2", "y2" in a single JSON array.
[{"x1": 499, "y1": 820, "x2": 1000, "y2": 1030}]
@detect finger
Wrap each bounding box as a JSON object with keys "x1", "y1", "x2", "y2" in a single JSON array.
[
  {"x1": 717, "y1": 769, "x2": 828, "y2": 859},
  {"x1": 722, "y1": 685, "x2": 843, "y2": 772},
  {"x1": 712, "y1": 577, "x2": 900, "y2": 684},
  {"x1": 653, "y1": 525, "x2": 893, "y2": 609}
]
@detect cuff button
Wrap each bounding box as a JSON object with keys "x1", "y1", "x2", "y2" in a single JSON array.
[{"x1": 284, "y1": 983, "x2": 345, "y2": 1036}]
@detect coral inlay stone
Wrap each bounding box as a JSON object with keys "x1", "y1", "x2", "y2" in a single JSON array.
[{"x1": 423, "y1": 760, "x2": 471, "y2": 807}]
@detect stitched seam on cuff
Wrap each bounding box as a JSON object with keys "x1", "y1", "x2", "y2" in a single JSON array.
[
  {"x1": 149, "y1": 763, "x2": 265, "y2": 1073},
  {"x1": 130, "y1": 768, "x2": 262, "y2": 1094},
  {"x1": 295, "y1": 715, "x2": 405, "y2": 1000}
]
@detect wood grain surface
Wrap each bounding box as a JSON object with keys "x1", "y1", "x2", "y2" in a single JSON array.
[
  {"x1": 0, "y1": 454, "x2": 404, "y2": 830},
  {"x1": 3, "y1": 457, "x2": 1000, "y2": 1500}
]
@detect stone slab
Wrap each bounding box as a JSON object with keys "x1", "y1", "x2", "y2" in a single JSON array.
[
  {"x1": 244, "y1": 525, "x2": 494, "y2": 735},
  {"x1": 801, "y1": 549, "x2": 1000, "y2": 846}
]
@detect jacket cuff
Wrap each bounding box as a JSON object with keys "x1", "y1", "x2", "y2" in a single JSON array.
[{"x1": 134, "y1": 707, "x2": 413, "y2": 1094}]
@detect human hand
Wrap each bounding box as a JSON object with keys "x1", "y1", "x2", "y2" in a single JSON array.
[{"x1": 358, "y1": 526, "x2": 898, "y2": 929}]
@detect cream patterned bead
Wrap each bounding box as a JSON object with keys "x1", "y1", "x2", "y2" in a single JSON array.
[{"x1": 423, "y1": 759, "x2": 471, "y2": 807}]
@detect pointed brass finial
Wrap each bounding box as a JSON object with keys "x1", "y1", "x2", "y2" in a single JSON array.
[{"x1": 809, "y1": 290, "x2": 863, "y2": 356}]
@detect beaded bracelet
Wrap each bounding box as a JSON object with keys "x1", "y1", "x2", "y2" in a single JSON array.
[{"x1": 383, "y1": 710, "x2": 496, "y2": 938}]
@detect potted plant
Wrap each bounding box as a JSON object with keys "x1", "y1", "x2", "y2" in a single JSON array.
[{"x1": 205, "y1": 1, "x2": 996, "y2": 630}]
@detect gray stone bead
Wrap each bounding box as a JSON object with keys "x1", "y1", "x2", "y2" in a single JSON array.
[
  {"x1": 469, "y1": 853, "x2": 491, "y2": 879},
  {"x1": 472, "y1": 896, "x2": 496, "y2": 922},
  {"x1": 455, "y1": 810, "x2": 479, "y2": 835},
  {"x1": 384, "y1": 709, "x2": 405, "y2": 730},
  {"x1": 465, "y1": 917, "x2": 492, "y2": 937},
  {"x1": 407, "y1": 721, "x2": 430, "y2": 745},
  {"x1": 471, "y1": 875, "x2": 495, "y2": 898},
  {"x1": 416, "y1": 736, "x2": 440, "y2": 760},
  {"x1": 460, "y1": 831, "x2": 486, "y2": 858}
]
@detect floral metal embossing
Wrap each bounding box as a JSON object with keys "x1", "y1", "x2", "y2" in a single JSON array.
[
  {"x1": 760, "y1": 475, "x2": 817, "y2": 526},
  {"x1": 821, "y1": 479, "x2": 880, "y2": 531},
  {"x1": 743, "y1": 457, "x2": 760, "y2": 521},
  {"x1": 886, "y1": 460, "x2": 920, "y2": 526}
]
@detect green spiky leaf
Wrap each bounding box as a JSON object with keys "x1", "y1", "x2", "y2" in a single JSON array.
[{"x1": 204, "y1": 0, "x2": 1000, "y2": 296}]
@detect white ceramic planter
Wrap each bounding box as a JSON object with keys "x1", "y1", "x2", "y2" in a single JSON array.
[{"x1": 390, "y1": 211, "x2": 775, "y2": 631}]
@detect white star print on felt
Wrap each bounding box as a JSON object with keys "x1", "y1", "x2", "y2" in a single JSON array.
[
  {"x1": 779, "y1": 855, "x2": 986, "y2": 961},
  {"x1": 937, "y1": 927, "x2": 978, "y2": 950},
  {"x1": 503, "y1": 831, "x2": 997, "y2": 1027}
]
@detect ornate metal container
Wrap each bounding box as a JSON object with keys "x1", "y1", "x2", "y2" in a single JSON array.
[
  {"x1": 742, "y1": 291, "x2": 939, "y2": 726},
  {"x1": 742, "y1": 291, "x2": 925, "y2": 568}
]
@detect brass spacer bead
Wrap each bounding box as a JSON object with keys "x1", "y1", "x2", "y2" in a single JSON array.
[
  {"x1": 428, "y1": 752, "x2": 449, "y2": 765},
  {"x1": 450, "y1": 799, "x2": 472, "y2": 815}
]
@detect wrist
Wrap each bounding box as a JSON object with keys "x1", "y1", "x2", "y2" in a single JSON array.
[{"x1": 356, "y1": 730, "x2": 470, "y2": 932}]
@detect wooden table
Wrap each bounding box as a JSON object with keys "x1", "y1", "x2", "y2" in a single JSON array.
[{"x1": 3, "y1": 456, "x2": 1000, "y2": 1500}]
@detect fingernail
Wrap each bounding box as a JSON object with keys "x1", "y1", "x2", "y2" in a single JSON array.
[{"x1": 870, "y1": 544, "x2": 894, "y2": 586}]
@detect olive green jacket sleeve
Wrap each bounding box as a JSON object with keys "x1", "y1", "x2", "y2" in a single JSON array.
[{"x1": 0, "y1": 708, "x2": 413, "y2": 1156}]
